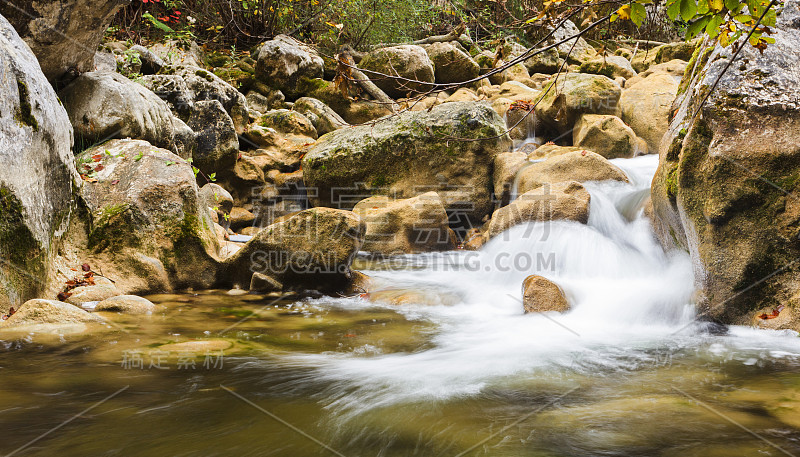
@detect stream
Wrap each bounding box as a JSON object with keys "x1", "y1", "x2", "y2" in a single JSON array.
[{"x1": 2, "y1": 155, "x2": 800, "y2": 456}]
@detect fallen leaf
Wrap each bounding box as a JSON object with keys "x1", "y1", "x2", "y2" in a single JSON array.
[
  {"x1": 82, "y1": 263, "x2": 91, "y2": 272},
  {"x1": 111, "y1": 179, "x2": 120, "y2": 185}
]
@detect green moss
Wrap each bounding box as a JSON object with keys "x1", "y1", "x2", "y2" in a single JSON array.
[
  {"x1": 665, "y1": 163, "x2": 679, "y2": 200},
  {"x1": 0, "y1": 185, "x2": 46, "y2": 304},
  {"x1": 370, "y1": 175, "x2": 389, "y2": 188},
  {"x1": 678, "y1": 46, "x2": 713, "y2": 96},
  {"x1": 194, "y1": 69, "x2": 216, "y2": 82},
  {"x1": 296, "y1": 77, "x2": 330, "y2": 96},
  {"x1": 14, "y1": 80, "x2": 39, "y2": 131},
  {"x1": 88, "y1": 203, "x2": 135, "y2": 251}
]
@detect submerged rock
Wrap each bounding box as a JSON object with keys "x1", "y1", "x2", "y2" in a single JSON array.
[
  {"x1": 353, "y1": 192, "x2": 455, "y2": 254},
  {"x1": 0, "y1": 14, "x2": 78, "y2": 315},
  {"x1": 2, "y1": 299, "x2": 101, "y2": 324},
  {"x1": 302, "y1": 102, "x2": 512, "y2": 223},
  {"x1": 522, "y1": 275, "x2": 569, "y2": 313},
  {"x1": 95, "y1": 295, "x2": 156, "y2": 314},
  {"x1": 651, "y1": 0, "x2": 800, "y2": 330}
]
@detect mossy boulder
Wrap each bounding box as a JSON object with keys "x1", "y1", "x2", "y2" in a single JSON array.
[
  {"x1": 422, "y1": 42, "x2": 480, "y2": 84},
  {"x1": 292, "y1": 97, "x2": 348, "y2": 135},
  {"x1": 255, "y1": 35, "x2": 324, "y2": 98},
  {"x1": 650, "y1": 2, "x2": 800, "y2": 330},
  {"x1": 187, "y1": 100, "x2": 239, "y2": 176},
  {"x1": 0, "y1": 14, "x2": 78, "y2": 315},
  {"x1": 145, "y1": 65, "x2": 249, "y2": 134},
  {"x1": 535, "y1": 73, "x2": 622, "y2": 134},
  {"x1": 255, "y1": 109, "x2": 317, "y2": 139},
  {"x1": 296, "y1": 77, "x2": 393, "y2": 124},
  {"x1": 302, "y1": 101, "x2": 512, "y2": 223},
  {"x1": 220, "y1": 207, "x2": 366, "y2": 292},
  {"x1": 360, "y1": 45, "x2": 436, "y2": 99},
  {"x1": 76, "y1": 139, "x2": 221, "y2": 291},
  {"x1": 631, "y1": 39, "x2": 700, "y2": 72}
]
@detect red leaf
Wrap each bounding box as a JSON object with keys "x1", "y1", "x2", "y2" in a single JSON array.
[
  {"x1": 92, "y1": 154, "x2": 103, "y2": 161},
  {"x1": 111, "y1": 179, "x2": 120, "y2": 185},
  {"x1": 95, "y1": 165, "x2": 105, "y2": 172},
  {"x1": 81, "y1": 263, "x2": 91, "y2": 272}
]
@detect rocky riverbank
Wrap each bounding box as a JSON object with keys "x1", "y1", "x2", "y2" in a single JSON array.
[{"x1": 1, "y1": 0, "x2": 798, "y2": 333}]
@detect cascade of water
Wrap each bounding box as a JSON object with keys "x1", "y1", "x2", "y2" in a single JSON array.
[{"x1": 276, "y1": 154, "x2": 800, "y2": 413}]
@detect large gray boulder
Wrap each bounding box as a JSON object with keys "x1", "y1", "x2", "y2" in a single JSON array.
[
  {"x1": 302, "y1": 102, "x2": 512, "y2": 223},
  {"x1": 0, "y1": 0, "x2": 129, "y2": 82},
  {"x1": 255, "y1": 35, "x2": 324, "y2": 98},
  {"x1": 59, "y1": 71, "x2": 183, "y2": 153},
  {"x1": 360, "y1": 45, "x2": 436, "y2": 98},
  {"x1": 423, "y1": 41, "x2": 480, "y2": 84},
  {"x1": 149, "y1": 66, "x2": 249, "y2": 133},
  {"x1": 651, "y1": 0, "x2": 800, "y2": 331},
  {"x1": 187, "y1": 100, "x2": 239, "y2": 176},
  {"x1": 0, "y1": 14, "x2": 78, "y2": 315},
  {"x1": 76, "y1": 139, "x2": 221, "y2": 292}
]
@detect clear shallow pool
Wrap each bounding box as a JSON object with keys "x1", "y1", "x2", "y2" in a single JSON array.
[{"x1": 2, "y1": 155, "x2": 800, "y2": 456}]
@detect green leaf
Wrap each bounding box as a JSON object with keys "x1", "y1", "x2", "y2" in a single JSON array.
[
  {"x1": 209, "y1": 172, "x2": 217, "y2": 182},
  {"x1": 706, "y1": 14, "x2": 725, "y2": 37},
  {"x1": 686, "y1": 15, "x2": 711, "y2": 38},
  {"x1": 165, "y1": 160, "x2": 176, "y2": 166},
  {"x1": 697, "y1": 0, "x2": 709, "y2": 15},
  {"x1": 763, "y1": 9, "x2": 777, "y2": 27},
  {"x1": 667, "y1": 0, "x2": 681, "y2": 20},
  {"x1": 734, "y1": 13, "x2": 753, "y2": 23},
  {"x1": 134, "y1": 152, "x2": 144, "y2": 161},
  {"x1": 680, "y1": 0, "x2": 698, "y2": 22},
  {"x1": 631, "y1": 2, "x2": 647, "y2": 27},
  {"x1": 724, "y1": 0, "x2": 740, "y2": 12}
]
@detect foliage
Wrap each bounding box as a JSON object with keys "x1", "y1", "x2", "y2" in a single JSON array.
[
  {"x1": 615, "y1": 0, "x2": 779, "y2": 51},
  {"x1": 111, "y1": 0, "x2": 461, "y2": 51}
]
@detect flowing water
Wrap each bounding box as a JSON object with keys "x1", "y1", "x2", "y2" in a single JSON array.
[{"x1": 2, "y1": 155, "x2": 800, "y2": 456}]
